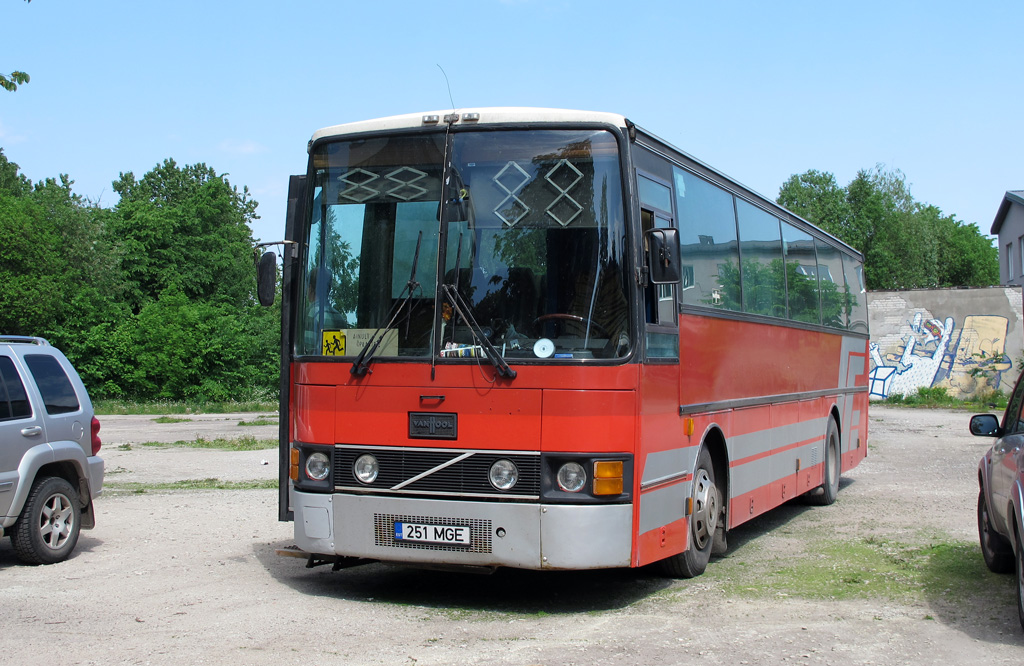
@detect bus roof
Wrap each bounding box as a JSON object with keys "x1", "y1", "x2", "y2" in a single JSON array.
[{"x1": 310, "y1": 108, "x2": 629, "y2": 145}]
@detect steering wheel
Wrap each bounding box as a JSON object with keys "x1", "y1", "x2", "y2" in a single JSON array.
[{"x1": 532, "y1": 313, "x2": 610, "y2": 338}]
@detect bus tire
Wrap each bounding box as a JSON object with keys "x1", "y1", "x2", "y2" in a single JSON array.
[
  {"x1": 657, "y1": 448, "x2": 719, "y2": 578},
  {"x1": 806, "y1": 418, "x2": 840, "y2": 506}
]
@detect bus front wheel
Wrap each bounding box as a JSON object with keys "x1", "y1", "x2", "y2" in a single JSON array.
[{"x1": 658, "y1": 448, "x2": 719, "y2": 578}]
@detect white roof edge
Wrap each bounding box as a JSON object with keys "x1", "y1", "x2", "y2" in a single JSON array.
[{"x1": 310, "y1": 108, "x2": 628, "y2": 144}]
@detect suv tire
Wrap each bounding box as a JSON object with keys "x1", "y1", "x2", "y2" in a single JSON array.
[{"x1": 11, "y1": 476, "x2": 82, "y2": 565}]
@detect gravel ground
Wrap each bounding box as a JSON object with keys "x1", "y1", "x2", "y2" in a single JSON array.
[{"x1": 1, "y1": 406, "x2": 1022, "y2": 665}]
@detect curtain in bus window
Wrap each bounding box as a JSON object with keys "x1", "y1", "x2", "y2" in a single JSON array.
[
  {"x1": 781, "y1": 222, "x2": 820, "y2": 325},
  {"x1": 736, "y1": 200, "x2": 785, "y2": 318},
  {"x1": 842, "y1": 253, "x2": 868, "y2": 333},
  {"x1": 673, "y1": 168, "x2": 739, "y2": 311},
  {"x1": 814, "y1": 239, "x2": 848, "y2": 329}
]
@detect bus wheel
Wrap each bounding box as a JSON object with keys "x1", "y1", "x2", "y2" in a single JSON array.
[
  {"x1": 658, "y1": 448, "x2": 718, "y2": 578},
  {"x1": 806, "y1": 418, "x2": 840, "y2": 506}
]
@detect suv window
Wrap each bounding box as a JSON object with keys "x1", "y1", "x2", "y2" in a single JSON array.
[
  {"x1": 24, "y1": 354, "x2": 80, "y2": 415},
  {"x1": 0, "y1": 356, "x2": 32, "y2": 421}
]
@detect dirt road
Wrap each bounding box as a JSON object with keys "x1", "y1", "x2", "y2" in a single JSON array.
[{"x1": 1, "y1": 407, "x2": 1022, "y2": 665}]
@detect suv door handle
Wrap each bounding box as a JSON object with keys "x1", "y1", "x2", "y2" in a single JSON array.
[{"x1": 21, "y1": 426, "x2": 42, "y2": 437}]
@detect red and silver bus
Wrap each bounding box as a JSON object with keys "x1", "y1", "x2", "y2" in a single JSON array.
[{"x1": 257, "y1": 108, "x2": 869, "y2": 577}]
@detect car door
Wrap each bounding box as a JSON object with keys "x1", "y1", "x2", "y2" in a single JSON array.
[
  {"x1": 0, "y1": 353, "x2": 45, "y2": 519},
  {"x1": 992, "y1": 379, "x2": 1024, "y2": 534}
]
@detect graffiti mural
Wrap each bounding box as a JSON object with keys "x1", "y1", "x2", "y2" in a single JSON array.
[{"x1": 868, "y1": 311, "x2": 1013, "y2": 400}]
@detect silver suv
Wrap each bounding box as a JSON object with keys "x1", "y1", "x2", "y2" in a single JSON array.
[{"x1": 0, "y1": 336, "x2": 104, "y2": 564}]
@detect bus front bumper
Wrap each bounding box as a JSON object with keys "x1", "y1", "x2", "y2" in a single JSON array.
[{"x1": 292, "y1": 490, "x2": 633, "y2": 570}]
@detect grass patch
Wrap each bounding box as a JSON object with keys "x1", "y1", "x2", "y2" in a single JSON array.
[
  {"x1": 882, "y1": 386, "x2": 1007, "y2": 411},
  {"x1": 152, "y1": 416, "x2": 193, "y2": 424},
  {"x1": 238, "y1": 418, "x2": 277, "y2": 426},
  {"x1": 711, "y1": 536, "x2": 1008, "y2": 603},
  {"x1": 139, "y1": 436, "x2": 276, "y2": 451},
  {"x1": 94, "y1": 399, "x2": 277, "y2": 415},
  {"x1": 105, "y1": 478, "x2": 277, "y2": 493}
]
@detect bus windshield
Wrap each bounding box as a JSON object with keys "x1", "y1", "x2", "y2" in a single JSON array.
[{"x1": 298, "y1": 128, "x2": 630, "y2": 361}]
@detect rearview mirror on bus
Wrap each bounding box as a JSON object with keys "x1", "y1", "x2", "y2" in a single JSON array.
[
  {"x1": 257, "y1": 251, "x2": 277, "y2": 306},
  {"x1": 646, "y1": 228, "x2": 681, "y2": 285}
]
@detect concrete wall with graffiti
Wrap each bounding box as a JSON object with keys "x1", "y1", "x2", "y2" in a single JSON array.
[{"x1": 868, "y1": 287, "x2": 1024, "y2": 400}]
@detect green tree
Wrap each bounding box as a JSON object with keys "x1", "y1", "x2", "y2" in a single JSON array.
[
  {"x1": 109, "y1": 159, "x2": 260, "y2": 312},
  {"x1": 0, "y1": 151, "x2": 119, "y2": 339},
  {"x1": 777, "y1": 166, "x2": 998, "y2": 290},
  {"x1": 0, "y1": 151, "x2": 279, "y2": 402},
  {"x1": 777, "y1": 169, "x2": 851, "y2": 242}
]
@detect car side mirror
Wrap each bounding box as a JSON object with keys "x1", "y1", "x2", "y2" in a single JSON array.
[
  {"x1": 257, "y1": 251, "x2": 277, "y2": 306},
  {"x1": 646, "y1": 227, "x2": 681, "y2": 285},
  {"x1": 969, "y1": 413, "x2": 1000, "y2": 437}
]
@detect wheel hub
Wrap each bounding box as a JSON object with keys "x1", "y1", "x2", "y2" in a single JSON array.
[{"x1": 692, "y1": 468, "x2": 718, "y2": 550}]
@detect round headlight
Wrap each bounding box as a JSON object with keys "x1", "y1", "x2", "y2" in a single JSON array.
[
  {"x1": 305, "y1": 452, "x2": 331, "y2": 481},
  {"x1": 557, "y1": 462, "x2": 587, "y2": 492},
  {"x1": 353, "y1": 454, "x2": 379, "y2": 484},
  {"x1": 489, "y1": 459, "x2": 519, "y2": 491}
]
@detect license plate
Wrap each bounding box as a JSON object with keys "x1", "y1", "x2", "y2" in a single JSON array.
[{"x1": 394, "y1": 522, "x2": 470, "y2": 545}]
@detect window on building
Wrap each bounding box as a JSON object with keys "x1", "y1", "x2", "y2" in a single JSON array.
[
  {"x1": 1009, "y1": 243, "x2": 1015, "y2": 282},
  {"x1": 1018, "y1": 236, "x2": 1024, "y2": 277}
]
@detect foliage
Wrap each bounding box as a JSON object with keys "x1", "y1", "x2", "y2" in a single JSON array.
[
  {"x1": 0, "y1": 151, "x2": 121, "y2": 338},
  {"x1": 2, "y1": 1, "x2": 32, "y2": 93},
  {"x1": 0, "y1": 70, "x2": 29, "y2": 93},
  {"x1": 0, "y1": 150, "x2": 281, "y2": 403},
  {"x1": 110, "y1": 159, "x2": 260, "y2": 313},
  {"x1": 778, "y1": 166, "x2": 998, "y2": 290}
]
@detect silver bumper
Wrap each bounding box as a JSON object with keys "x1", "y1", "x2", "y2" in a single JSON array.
[{"x1": 292, "y1": 491, "x2": 633, "y2": 570}]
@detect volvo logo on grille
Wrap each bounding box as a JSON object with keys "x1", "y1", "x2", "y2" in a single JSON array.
[{"x1": 409, "y1": 412, "x2": 458, "y2": 439}]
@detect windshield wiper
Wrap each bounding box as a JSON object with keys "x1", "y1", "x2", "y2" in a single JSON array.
[
  {"x1": 440, "y1": 283, "x2": 517, "y2": 380},
  {"x1": 350, "y1": 231, "x2": 423, "y2": 377}
]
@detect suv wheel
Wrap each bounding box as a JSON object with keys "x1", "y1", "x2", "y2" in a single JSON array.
[{"x1": 11, "y1": 476, "x2": 81, "y2": 565}]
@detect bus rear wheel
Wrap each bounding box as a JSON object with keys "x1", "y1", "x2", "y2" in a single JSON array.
[
  {"x1": 658, "y1": 448, "x2": 719, "y2": 578},
  {"x1": 805, "y1": 418, "x2": 840, "y2": 506}
]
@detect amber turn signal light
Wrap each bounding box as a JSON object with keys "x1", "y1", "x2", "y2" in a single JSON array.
[{"x1": 593, "y1": 460, "x2": 623, "y2": 495}]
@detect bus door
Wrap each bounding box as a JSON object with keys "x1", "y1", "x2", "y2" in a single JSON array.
[{"x1": 635, "y1": 172, "x2": 685, "y2": 565}]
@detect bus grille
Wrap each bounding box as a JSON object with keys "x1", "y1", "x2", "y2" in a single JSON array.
[
  {"x1": 334, "y1": 448, "x2": 541, "y2": 498},
  {"x1": 374, "y1": 513, "x2": 492, "y2": 553}
]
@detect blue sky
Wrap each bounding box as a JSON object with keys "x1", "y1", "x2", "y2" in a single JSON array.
[{"x1": 2, "y1": 0, "x2": 1021, "y2": 248}]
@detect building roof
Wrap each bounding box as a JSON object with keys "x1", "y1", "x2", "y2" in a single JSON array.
[{"x1": 992, "y1": 190, "x2": 1024, "y2": 235}]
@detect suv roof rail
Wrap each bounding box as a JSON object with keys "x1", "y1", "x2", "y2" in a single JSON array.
[{"x1": 0, "y1": 335, "x2": 51, "y2": 346}]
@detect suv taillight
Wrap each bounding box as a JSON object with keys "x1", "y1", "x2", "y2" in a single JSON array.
[{"x1": 91, "y1": 416, "x2": 102, "y2": 455}]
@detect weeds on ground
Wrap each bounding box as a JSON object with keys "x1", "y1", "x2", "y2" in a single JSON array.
[
  {"x1": 104, "y1": 478, "x2": 277, "y2": 494},
  {"x1": 709, "y1": 536, "x2": 1013, "y2": 605},
  {"x1": 882, "y1": 386, "x2": 1006, "y2": 411},
  {"x1": 138, "y1": 436, "x2": 276, "y2": 451},
  {"x1": 94, "y1": 397, "x2": 277, "y2": 415}
]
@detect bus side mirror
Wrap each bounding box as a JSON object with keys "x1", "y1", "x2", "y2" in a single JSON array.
[
  {"x1": 646, "y1": 228, "x2": 681, "y2": 285},
  {"x1": 257, "y1": 251, "x2": 277, "y2": 306}
]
